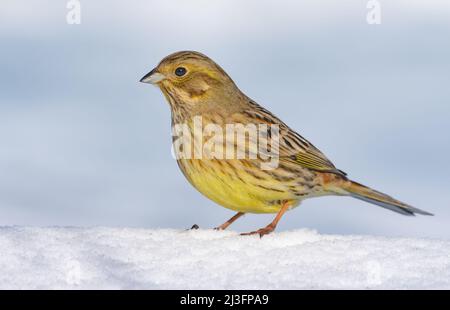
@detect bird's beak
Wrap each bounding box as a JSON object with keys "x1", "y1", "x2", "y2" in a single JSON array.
[{"x1": 140, "y1": 68, "x2": 166, "y2": 84}]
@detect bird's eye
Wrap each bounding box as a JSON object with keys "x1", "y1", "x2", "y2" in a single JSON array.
[{"x1": 175, "y1": 67, "x2": 187, "y2": 77}]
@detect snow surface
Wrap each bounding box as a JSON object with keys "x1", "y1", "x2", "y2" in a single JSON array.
[{"x1": 0, "y1": 227, "x2": 449, "y2": 289}]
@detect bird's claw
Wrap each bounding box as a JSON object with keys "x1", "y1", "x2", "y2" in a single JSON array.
[{"x1": 240, "y1": 225, "x2": 275, "y2": 238}]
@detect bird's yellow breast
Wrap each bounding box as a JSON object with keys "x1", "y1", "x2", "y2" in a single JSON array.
[{"x1": 177, "y1": 158, "x2": 299, "y2": 213}]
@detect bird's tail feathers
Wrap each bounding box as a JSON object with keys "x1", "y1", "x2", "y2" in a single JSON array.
[{"x1": 341, "y1": 180, "x2": 433, "y2": 216}]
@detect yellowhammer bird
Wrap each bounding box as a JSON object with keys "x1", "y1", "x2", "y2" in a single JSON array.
[{"x1": 140, "y1": 51, "x2": 432, "y2": 237}]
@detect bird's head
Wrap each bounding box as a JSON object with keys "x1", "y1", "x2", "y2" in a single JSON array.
[{"x1": 140, "y1": 51, "x2": 239, "y2": 108}]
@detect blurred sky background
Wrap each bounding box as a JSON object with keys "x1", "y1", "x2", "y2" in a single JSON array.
[{"x1": 0, "y1": 0, "x2": 449, "y2": 238}]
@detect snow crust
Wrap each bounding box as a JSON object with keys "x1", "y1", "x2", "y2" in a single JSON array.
[{"x1": 1, "y1": 227, "x2": 449, "y2": 289}]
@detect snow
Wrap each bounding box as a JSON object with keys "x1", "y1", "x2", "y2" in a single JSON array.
[{"x1": 0, "y1": 227, "x2": 449, "y2": 289}]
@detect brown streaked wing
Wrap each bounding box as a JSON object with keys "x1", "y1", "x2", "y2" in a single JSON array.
[{"x1": 244, "y1": 100, "x2": 347, "y2": 177}]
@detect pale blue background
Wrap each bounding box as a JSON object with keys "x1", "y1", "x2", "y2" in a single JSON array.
[{"x1": 1, "y1": 0, "x2": 449, "y2": 238}]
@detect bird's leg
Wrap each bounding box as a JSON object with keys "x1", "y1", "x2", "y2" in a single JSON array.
[
  {"x1": 241, "y1": 201, "x2": 290, "y2": 237},
  {"x1": 214, "y1": 212, "x2": 245, "y2": 230}
]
